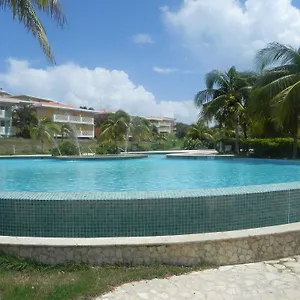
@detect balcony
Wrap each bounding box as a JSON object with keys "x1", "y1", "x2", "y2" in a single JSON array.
[
  {"x1": 0, "y1": 110, "x2": 5, "y2": 118},
  {"x1": 158, "y1": 122, "x2": 171, "y2": 127},
  {"x1": 158, "y1": 128, "x2": 171, "y2": 133},
  {"x1": 0, "y1": 126, "x2": 5, "y2": 135},
  {"x1": 53, "y1": 114, "x2": 94, "y2": 125},
  {"x1": 77, "y1": 130, "x2": 94, "y2": 138}
]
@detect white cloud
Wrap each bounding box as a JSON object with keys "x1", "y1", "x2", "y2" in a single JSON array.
[
  {"x1": 153, "y1": 66, "x2": 178, "y2": 74},
  {"x1": 132, "y1": 33, "x2": 155, "y2": 44},
  {"x1": 0, "y1": 59, "x2": 197, "y2": 123},
  {"x1": 162, "y1": 0, "x2": 300, "y2": 69}
]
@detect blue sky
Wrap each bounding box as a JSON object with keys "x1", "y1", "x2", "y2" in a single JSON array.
[{"x1": 1, "y1": 0, "x2": 300, "y2": 123}]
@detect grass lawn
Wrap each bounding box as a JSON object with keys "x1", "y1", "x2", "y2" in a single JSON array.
[
  {"x1": 0, "y1": 138, "x2": 98, "y2": 155},
  {"x1": 0, "y1": 254, "x2": 206, "y2": 300},
  {"x1": 0, "y1": 137, "x2": 183, "y2": 155}
]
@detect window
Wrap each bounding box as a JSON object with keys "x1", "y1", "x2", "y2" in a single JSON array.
[{"x1": 0, "y1": 120, "x2": 5, "y2": 127}]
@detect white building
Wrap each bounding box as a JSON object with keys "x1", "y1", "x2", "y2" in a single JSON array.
[
  {"x1": 0, "y1": 89, "x2": 18, "y2": 137},
  {"x1": 146, "y1": 116, "x2": 176, "y2": 134}
]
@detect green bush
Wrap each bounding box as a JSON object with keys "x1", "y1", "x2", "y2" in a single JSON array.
[
  {"x1": 130, "y1": 143, "x2": 151, "y2": 152},
  {"x1": 182, "y1": 138, "x2": 204, "y2": 150},
  {"x1": 52, "y1": 141, "x2": 79, "y2": 156},
  {"x1": 96, "y1": 141, "x2": 119, "y2": 155},
  {"x1": 219, "y1": 137, "x2": 300, "y2": 158}
]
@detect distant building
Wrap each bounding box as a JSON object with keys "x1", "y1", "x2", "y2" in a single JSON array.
[
  {"x1": 33, "y1": 101, "x2": 96, "y2": 138},
  {"x1": 0, "y1": 89, "x2": 25, "y2": 137},
  {"x1": 146, "y1": 116, "x2": 176, "y2": 134}
]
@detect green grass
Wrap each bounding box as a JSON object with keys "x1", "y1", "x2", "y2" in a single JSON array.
[
  {"x1": 0, "y1": 138, "x2": 98, "y2": 155},
  {"x1": 0, "y1": 137, "x2": 184, "y2": 155},
  {"x1": 0, "y1": 254, "x2": 207, "y2": 300}
]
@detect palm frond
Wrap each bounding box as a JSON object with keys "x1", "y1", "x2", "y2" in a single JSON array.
[
  {"x1": 194, "y1": 89, "x2": 216, "y2": 107},
  {"x1": 272, "y1": 80, "x2": 300, "y2": 124},
  {"x1": 259, "y1": 74, "x2": 299, "y2": 101},
  {"x1": 0, "y1": 0, "x2": 65, "y2": 63},
  {"x1": 255, "y1": 42, "x2": 300, "y2": 72},
  {"x1": 31, "y1": 0, "x2": 65, "y2": 26},
  {"x1": 205, "y1": 70, "x2": 229, "y2": 90}
]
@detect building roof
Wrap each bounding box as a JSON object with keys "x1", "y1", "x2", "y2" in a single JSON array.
[
  {"x1": 97, "y1": 109, "x2": 116, "y2": 114},
  {"x1": 0, "y1": 89, "x2": 11, "y2": 96},
  {"x1": 11, "y1": 94, "x2": 54, "y2": 103},
  {"x1": 146, "y1": 116, "x2": 176, "y2": 121},
  {"x1": 33, "y1": 101, "x2": 97, "y2": 113},
  {"x1": 0, "y1": 97, "x2": 28, "y2": 104}
]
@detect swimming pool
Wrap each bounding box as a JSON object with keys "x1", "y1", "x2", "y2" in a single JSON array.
[
  {"x1": 1, "y1": 155, "x2": 300, "y2": 238},
  {"x1": 1, "y1": 155, "x2": 300, "y2": 192}
]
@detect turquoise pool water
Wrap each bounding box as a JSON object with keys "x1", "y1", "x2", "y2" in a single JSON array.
[{"x1": 1, "y1": 156, "x2": 300, "y2": 192}]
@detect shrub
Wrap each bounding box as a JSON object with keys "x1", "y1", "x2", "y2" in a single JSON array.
[
  {"x1": 182, "y1": 138, "x2": 204, "y2": 150},
  {"x1": 130, "y1": 143, "x2": 151, "y2": 152},
  {"x1": 96, "y1": 141, "x2": 119, "y2": 155},
  {"x1": 218, "y1": 137, "x2": 300, "y2": 158},
  {"x1": 52, "y1": 141, "x2": 79, "y2": 156}
]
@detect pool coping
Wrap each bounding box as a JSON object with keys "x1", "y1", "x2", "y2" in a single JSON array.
[
  {"x1": 1, "y1": 181, "x2": 300, "y2": 200},
  {"x1": 0, "y1": 221, "x2": 299, "y2": 247}
]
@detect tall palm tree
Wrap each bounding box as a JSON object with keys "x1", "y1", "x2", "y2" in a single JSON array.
[
  {"x1": 255, "y1": 42, "x2": 300, "y2": 158},
  {"x1": 99, "y1": 110, "x2": 131, "y2": 144},
  {"x1": 1, "y1": 0, "x2": 66, "y2": 63},
  {"x1": 195, "y1": 66, "x2": 254, "y2": 154},
  {"x1": 30, "y1": 118, "x2": 60, "y2": 152},
  {"x1": 12, "y1": 104, "x2": 38, "y2": 138}
]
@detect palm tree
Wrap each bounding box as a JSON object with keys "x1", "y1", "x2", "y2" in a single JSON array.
[
  {"x1": 186, "y1": 120, "x2": 214, "y2": 142},
  {"x1": 1, "y1": 0, "x2": 66, "y2": 63},
  {"x1": 254, "y1": 42, "x2": 300, "y2": 158},
  {"x1": 60, "y1": 123, "x2": 75, "y2": 142},
  {"x1": 30, "y1": 118, "x2": 60, "y2": 152},
  {"x1": 154, "y1": 133, "x2": 167, "y2": 145},
  {"x1": 99, "y1": 110, "x2": 131, "y2": 144},
  {"x1": 130, "y1": 116, "x2": 152, "y2": 142},
  {"x1": 195, "y1": 66, "x2": 254, "y2": 154},
  {"x1": 12, "y1": 104, "x2": 38, "y2": 138}
]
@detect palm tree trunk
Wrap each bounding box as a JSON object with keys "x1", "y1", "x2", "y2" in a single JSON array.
[
  {"x1": 242, "y1": 122, "x2": 248, "y2": 139},
  {"x1": 292, "y1": 120, "x2": 298, "y2": 159},
  {"x1": 41, "y1": 140, "x2": 44, "y2": 153},
  {"x1": 234, "y1": 116, "x2": 239, "y2": 155}
]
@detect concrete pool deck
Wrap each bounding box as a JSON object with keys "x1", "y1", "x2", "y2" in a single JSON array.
[{"x1": 97, "y1": 256, "x2": 300, "y2": 300}]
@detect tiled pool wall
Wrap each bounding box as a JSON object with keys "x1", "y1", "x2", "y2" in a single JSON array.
[{"x1": 1, "y1": 182, "x2": 300, "y2": 238}]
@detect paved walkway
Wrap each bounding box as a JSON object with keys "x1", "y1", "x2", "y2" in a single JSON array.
[{"x1": 97, "y1": 256, "x2": 300, "y2": 300}]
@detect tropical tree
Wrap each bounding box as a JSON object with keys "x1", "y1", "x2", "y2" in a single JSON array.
[
  {"x1": 254, "y1": 42, "x2": 300, "y2": 158},
  {"x1": 30, "y1": 118, "x2": 60, "y2": 152},
  {"x1": 12, "y1": 104, "x2": 38, "y2": 138},
  {"x1": 154, "y1": 133, "x2": 167, "y2": 145},
  {"x1": 99, "y1": 110, "x2": 130, "y2": 144},
  {"x1": 1, "y1": 0, "x2": 66, "y2": 63},
  {"x1": 60, "y1": 123, "x2": 75, "y2": 142},
  {"x1": 130, "y1": 116, "x2": 152, "y2": 142},
  {"x1": 175, "y1": 122, "x2": 189, "y2": 139},
  {"x1": 195, "y1": 66, "x2": 255, "y2": 154},
  {"x1": 187, "y1": 120, "x2": 214, "y2": 142}
]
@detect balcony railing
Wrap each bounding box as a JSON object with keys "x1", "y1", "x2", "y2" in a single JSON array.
[
  {"x1": 158, "y1": 122, "x2": 172, "y2": 127},
  {"x1": 77, "y1": 130, "x2": 94, "y2": 138},
  {"x1": 0, "y1": 127, "x2": 5, "y2": 135},
  {"x1": 0, "y1": 110, "x2": 5, "y2": 118},
  {"x1": 53, "y1": 114, "x2": 94, "y2": 125},
  {"x1": 158, "y1": 128, "x2": 171, "y2": 133}
]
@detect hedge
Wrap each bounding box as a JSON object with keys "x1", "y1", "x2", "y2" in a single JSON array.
[{"x1": 218, "y1": 138, "x2": 300, "y2": 159}]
